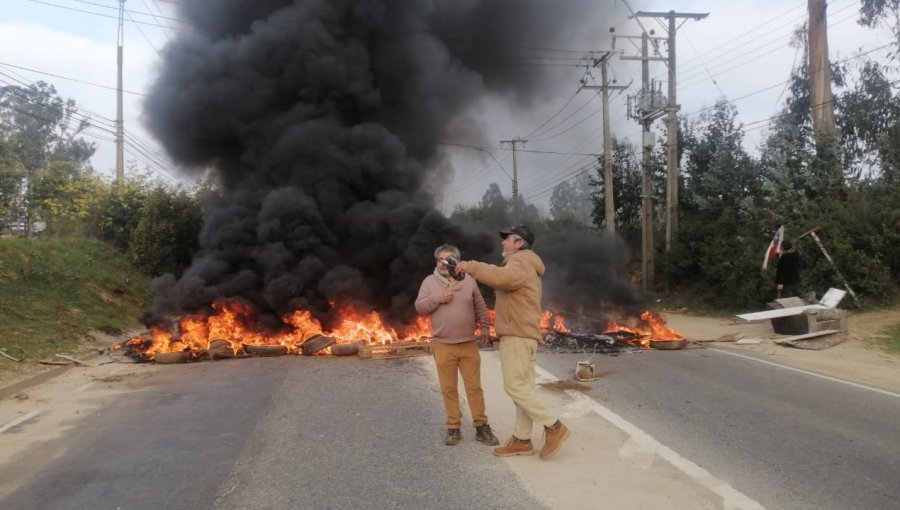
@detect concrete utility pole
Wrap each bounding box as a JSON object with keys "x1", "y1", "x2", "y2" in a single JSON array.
[
  {"x1": 808, "y1": 0, "x2": 835, "y2": 139},
  {"x1": 115, "y1": 0, "x2": 125, "y2": 184},
  {"x1": 622, "y1": 30, "x2": 666, "y2": 291},
  {"x1": 578, "y1": 51, "x2": 629, "y2": 233},
  {"x1": 639, "y1": 33, "x2": 654, "y2": 292},
  {"x1": 635, "y1": 10, "x2": 708, "y2": 252},
  {"x1": 500, "y1": 138, "x2": 525, "y2": 222}
]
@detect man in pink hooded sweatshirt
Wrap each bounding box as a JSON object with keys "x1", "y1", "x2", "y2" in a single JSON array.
[
  {"x1": 456, "y1": 225, "x2": 570, "y2": 460},
  {"x1": 416, "y1": 244, "x2": 498, "y2": 447}
]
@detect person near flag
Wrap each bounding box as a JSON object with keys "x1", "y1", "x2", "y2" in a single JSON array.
[
  {"x1": 762, "y1": 225, "x2": 785, "y2": 271},
  {"x1": 775, "y1": 240, "x2": 801, "y2": 298}
]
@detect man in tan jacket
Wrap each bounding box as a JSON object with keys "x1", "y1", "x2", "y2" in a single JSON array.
[{"x1": 456, "y1": 225, "x2": 570, "y2": 460}]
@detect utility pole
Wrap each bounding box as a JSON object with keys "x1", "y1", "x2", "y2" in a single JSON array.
[
  {"x1": 808, "y1": 0, "x2": 835, "y2": 138},
  {"x1": 500, "y1": 138, "x2": 525, "y2": 222},
  {"x1": 622, "y1": 30, "x2": 666, "y2": 291},
  {"x1": 639, "y1": 33, "x2": 654, "y2": 292},
  {"x1": 578, "y1": 51, "x2": 629, "y2": 233},
  {"x1": 635, "y1": 10, "x2": 708, "y2": 252},
  {"x1": 115, "y1": 0, "x2": 125, "y2": 184}
]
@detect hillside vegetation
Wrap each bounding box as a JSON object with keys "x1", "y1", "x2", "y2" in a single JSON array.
[{"x1": 0, "y1": 238, "x2": 152, "y2": 380}]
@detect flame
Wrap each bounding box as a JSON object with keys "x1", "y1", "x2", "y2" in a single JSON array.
[
  {"x1": 541, "y1": 310, "x2": 570, "y2": 333},
  {"x1": 601, "y1": 310, "x2": 684, "y2": 348},
  {"x1": 482, "y1": 309, "x2": 569, "y2": 336},
  {"x1": 115, "y1": 298, "x2": 434, "y2": 361},
  {"x1": 114, "y1": 299, "x2": 579, "y2": 361}
]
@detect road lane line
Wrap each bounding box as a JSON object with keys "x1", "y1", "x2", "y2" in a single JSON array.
[
  {"x1": 0, "y1": 409, "x2": 44, "y2": 434},
  {"x1": 710, "y1": 348, "x2": 900, "y2": 399},
  {"x1": 535, "y1": 365, "x2": 765, "y2": 510}
]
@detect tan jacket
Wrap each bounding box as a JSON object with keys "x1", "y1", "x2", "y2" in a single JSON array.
[{"x1": 466, "y1": 250, "x2": 545, "y2": 341}]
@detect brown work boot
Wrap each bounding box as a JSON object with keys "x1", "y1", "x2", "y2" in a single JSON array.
[
  {"x1": 493, "y1": 436, "x2": 534, "y2": 457},
  {"x1": 475, "y1": 424, "x2": 499, "y2": 446},
  {"x1": 539, "y1": 420, "x2": 570, "y2": 459},
  {"x1": 445, "y1": 428, "x2": 461, "y2": 446}
]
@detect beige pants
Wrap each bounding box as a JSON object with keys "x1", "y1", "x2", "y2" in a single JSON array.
[
  {"x1": 499, "y1": 335, "x2": 556, "y2": 440},
  {"x1": 432, "y1": 341, "x2": 488, "y2": 429}
]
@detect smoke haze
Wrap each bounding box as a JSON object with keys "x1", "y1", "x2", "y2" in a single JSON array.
[{"x1": 144, "y1": 0, "x2": 649, "y2": 330}]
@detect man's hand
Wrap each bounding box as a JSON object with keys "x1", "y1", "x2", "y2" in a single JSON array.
[
  {"x1": 455, "y1": 260, "x2": 469, "y2": 274},
  {"x1": 440, "y1": 289, "x2": 454, "y2": 304},
  {"x1": 478, "y1": 326, "x2": 491, "y2": 346}
]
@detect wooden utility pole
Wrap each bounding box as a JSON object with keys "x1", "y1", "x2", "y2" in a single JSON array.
[
  {"x1": 115, "y1": 0, "x2": 125, "y2": 183},
  {"x1": 808, "y1": 0, "x2": 835, "y2": 139},
  {"x1": 500, "y1": 138, "x2": 525, "y2": 222},
  {"x1": 635, "y1": 10, "x2": 708, "y2": 252},
  {"x1": 578, "y1": 52, "x2": 629, "y2": 232}
]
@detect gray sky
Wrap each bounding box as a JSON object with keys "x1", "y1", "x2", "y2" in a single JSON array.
[{"x1": 1, "y1": 0, "x2": 893, "y2": 210}]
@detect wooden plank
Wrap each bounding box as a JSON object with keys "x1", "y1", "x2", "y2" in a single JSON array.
[
  {"x1": 0, "y1": 349, "x2": 22, "y2": 362},
  {"x1": 55, "y1": 354, "x2": 96, "y2": 367},
  {"x1": 775, "y1": 329, "x2": 843, "y2": 350},
  {"x1": 358, "y1": 342, "x2": 433, "y2": 359},
  {"x1": 735, "y1": 304, "x2": 830, "y2": 322}
]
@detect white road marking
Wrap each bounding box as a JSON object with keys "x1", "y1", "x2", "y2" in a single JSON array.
[
  {"x1": 0, "y1": 409, "x2": 44, "y2": 434},
  {"x1": 710, "y1": 348, "x2": 900, "y2": 399},
  {"x1": 535, "y1": 365, "x2": 765, "y2": 510}
]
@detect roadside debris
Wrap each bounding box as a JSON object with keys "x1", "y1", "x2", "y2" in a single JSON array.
[
  {"x1": 736, "y1": 287, "x2": 848, "y2": 350},
  {"x1": 0, "y1": 349, "x2": 22, "y2": 362},
  {"x1": 55, "y1": 354, "x2": 95, "y2": 367}
]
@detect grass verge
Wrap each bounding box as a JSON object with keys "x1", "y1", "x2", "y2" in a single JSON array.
[
  {"x1": 0, "y1": 237, "x2": 152, "y2": 381},
  {"x1": 877, "y1": 323, "x2": 900, "y2": 353}
]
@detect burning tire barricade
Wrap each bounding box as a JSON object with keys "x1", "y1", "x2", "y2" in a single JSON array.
[
  {"x1": 117, "y1": 333, "x2": 404, "y2": 363},
  {"x1": 110, "y1": 298, "x2": 434, "y2": 363},
  {"x1": 540, "y1": 309, "x2": 687, "y2": 354},
  {"x1": 111, "y1": 299, "x2": 687, "y2": 364}
]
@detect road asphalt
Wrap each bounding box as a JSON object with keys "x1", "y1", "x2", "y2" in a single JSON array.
[{"x1": 0, "y1": 350, "x2": 762, "y2": 510}]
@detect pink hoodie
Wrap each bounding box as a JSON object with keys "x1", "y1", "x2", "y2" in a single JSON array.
[{"x1": 415, "y1": 273, "x2": 488, "y2": 344}]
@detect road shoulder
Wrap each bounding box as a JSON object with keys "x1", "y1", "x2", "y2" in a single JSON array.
[{"x1": 440, "y1": 350, "x2": 762, "y2": 510}]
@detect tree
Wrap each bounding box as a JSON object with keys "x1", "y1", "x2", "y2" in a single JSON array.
[
  {"x1": 0, "y1": 81, "x2": 95, "y2": 234},
  {"x1": 86, "y1": 170, "x2": 155, "y2": 251},
  {"x1": 0, "y1": 138, "x2": 26, "y2": 228},
  {"x1": 128, "y1": 185, "x2": 203, "y2": 276},
  {"x1": 681, "y1": 99, "x2": 764, "y2": 215},
  {"x1": 29, "y1": 161, "x2": 105, "y2": 237},
  {"x1": 859, "y1": 0, "x2": 900, "y2": 57},
  {"x1": 836, "y1": 61, "x2": 900, "y2": 182},
  {"x1": 549, "y1": 172, "x2": 592, "y2": 225},
  {"x1": 591, "y1": 138, "x2": 642, "y2": 243}
]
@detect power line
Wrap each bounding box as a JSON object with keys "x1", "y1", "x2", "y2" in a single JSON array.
[
  {"x1": 678, "y1": 1, "x2": 860, "y2": 89},
  {"x1": 1, "y1": 74, "x2": 197, "y2": 187},
  {"x1": 0, "y1": 62, "x2": 149, "y2": 97},
  {"x1": 70, "y1": 0, "x2": 186, "y2": 25},
  {"x1": 27, "y1": 0, "x2": 191, "y2": 32}
]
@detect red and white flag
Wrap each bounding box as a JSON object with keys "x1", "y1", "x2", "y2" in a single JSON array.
[{"x1": 762, "y1": 225, "x2": 784, "y2": 270}]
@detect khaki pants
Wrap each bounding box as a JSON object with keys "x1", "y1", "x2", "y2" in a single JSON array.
[
  {"x1": 499, "y1": 335, "x2": 556, "y2": 440},
  {"x1": 432, "y1": 341, "x2": 488, "y2": 429}
]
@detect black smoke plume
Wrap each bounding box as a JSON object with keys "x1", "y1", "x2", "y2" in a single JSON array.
[
  {"x1": 143, "y1": 0, "x2": 628, "y2": 330},
  {"x1": 145, "y1": 0, "x2": 652, "y2": 332}
]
